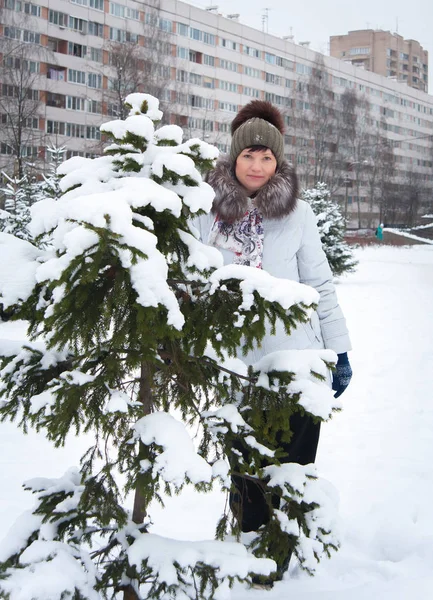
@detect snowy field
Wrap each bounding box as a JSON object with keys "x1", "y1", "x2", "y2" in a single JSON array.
[{"x1": 1, "y1": 243, "x2": 433, "y2": 599}]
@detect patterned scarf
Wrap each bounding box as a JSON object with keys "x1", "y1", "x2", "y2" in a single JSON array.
[{"x1": 208, "y1": 207, "x2": 264, "y2": 269}]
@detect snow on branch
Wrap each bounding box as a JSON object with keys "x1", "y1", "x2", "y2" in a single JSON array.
[
  {"x1": 127, "y1": 531, "x2": 276, "y2": 590},
  {"x1": 208, "y1": 264, "x2": 319, "y2": 312},
  {"x1": 0, "y1": 233, "x2": 43, "y2": 309},
  {"x1": 253, "y1": 349, "x2": 340, "y2": 419},
  {"x1": 133, "y1": 412, "x2": 214, "y2": 487}
]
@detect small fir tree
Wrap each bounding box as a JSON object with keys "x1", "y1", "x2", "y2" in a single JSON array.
[
  {"x1": 37, "y1": 145, "x2": 66, "y2": 201},
  {"x1": 0, "y1": 173, "x2": 33, "y2": 241},
  {"x1": 302, "y1": 182, "x2": 358, "y2": 276},
  {"x1": 0, "y1": 94, "x2": 341, "y2": 600}
]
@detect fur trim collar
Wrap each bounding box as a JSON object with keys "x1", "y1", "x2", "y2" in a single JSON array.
[{"x1": 206, "y1": 156, "x2": 298, "y2": 221}]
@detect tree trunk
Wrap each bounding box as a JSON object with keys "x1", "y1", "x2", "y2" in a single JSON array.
[{"x1": 123, "y1": 362, "x2": 154, "y2": 600}]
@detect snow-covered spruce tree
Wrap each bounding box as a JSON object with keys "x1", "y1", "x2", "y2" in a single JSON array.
[
  {"x1": 0, "y1": 94, "x2": 341, "y2": 600},
  {"x1": 37, "y1": 144, "x2": 66, "y2": 201},
  {"x1": 0, "y1": 173, "x2": 33, "y2": 241},
  {"x1": 302, "y1": 182, "x2": 358, "y2": 276}
]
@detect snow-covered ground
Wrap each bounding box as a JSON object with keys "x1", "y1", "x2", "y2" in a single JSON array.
[{"x1": 1, "y1": 244, "x2": 433, "y2": 599}]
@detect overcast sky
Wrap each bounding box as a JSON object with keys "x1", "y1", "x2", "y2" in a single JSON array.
[{"x1": 188, "y1": 0, "x2": 432, "y2": 94}]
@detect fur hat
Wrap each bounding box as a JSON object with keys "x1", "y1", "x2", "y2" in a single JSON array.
[{"x1": 230, "y1": 100, "x2": 285, "y2": 166}]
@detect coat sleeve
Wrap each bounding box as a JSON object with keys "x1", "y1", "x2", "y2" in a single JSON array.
[{"x1": 296, "y1": 203, "x2": 352, "y2": 354}]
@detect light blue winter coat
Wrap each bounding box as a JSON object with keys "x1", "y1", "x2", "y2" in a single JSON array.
[{"x1": 195, "y1": 158, "x2": 352, "y2": 365}]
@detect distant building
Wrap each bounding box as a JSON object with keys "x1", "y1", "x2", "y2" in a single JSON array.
[
  {"x1": 1, "y1": 3, "x2": 432, "y2": 226},
  {"x1": 330, "y1": 29, "x2": 428, "y2": 92}
]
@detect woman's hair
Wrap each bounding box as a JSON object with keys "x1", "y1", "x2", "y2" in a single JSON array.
[{"x1": 237, "y1": 144, "x2": 274, "y2": 155}]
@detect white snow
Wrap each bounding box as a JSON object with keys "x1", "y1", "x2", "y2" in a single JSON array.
[
  {"x1": 1, "y1": 244, "x2": 433, "y2": 599},
  {"x1": 0, "y1": 234, "x2": 43, "y2": 308},
  {"x1": 384, "y1": 228, "x2": 433, "y2": 245},
  {"x1": 100, "y1": 114, "x2": 155, "y2": 142},
  {"x1": 127, "y1": 532, "x2": 276, "y2": 585},
  {"x1": 209, "y1": 264, "x2": 319, "y2": 311},
  {"x1": 124, "y1": 92, "x2": 163, "y2": 121},
  {"x1": 154, "y1": 124, "x2": 184, "y2": 145},
  {"x1": 133, "y1": 412, "x2": 213, "y2": 487},
  {"x1": 178, "y1": 229, "x2": 224, "y2": 272},
  {"x1": 152, "y1": 154, "x2": 202, "y2": 185}
]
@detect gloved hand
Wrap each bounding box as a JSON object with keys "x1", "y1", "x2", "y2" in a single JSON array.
[{"x1": 332, "y1": 352, "x2": 352, "y2": 398}]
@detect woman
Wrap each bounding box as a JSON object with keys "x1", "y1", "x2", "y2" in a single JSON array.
[{"x1": 195, "y1": 100, "x2": 352, "y2": 580}]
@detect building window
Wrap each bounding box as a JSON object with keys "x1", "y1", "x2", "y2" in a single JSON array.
[
  {"x1": 0, "y1": 143, "x2": 13, "y2": 155},
  {"x1": 88, "y1": 21, "x2": 103, "y2": 37},
  {"x1": 68, "y1": 69, "x2": 86, "y2": 84},
  {"x1": 68, "y1": 42, "x2": 87, "y2": 57},
  {"x1": 189, "y1": 27, "x2": 202, "y2": 41},
  {"x1": 49, "y1": 10, "x2": 68, "y2": 27},
  {"x1": 265, "y1": 72, "x2": 282, "y2": 85},
  {"x1": 177, "y1": 22, "x2": 189, "y2": 36},
  {"x1": 5, "y1": 0, "x2": 22, "y2": 12},
  {"x1": 265, "y1": 52, "x2": 276, "y2": 65},
  {"x1": 296, "y1": 63, "x2": 312, "y2": 75},
  {"x1": 349, "y1": 47, "x2": 371, "y2": 55},
  {"x1": 220, "y1": 59, "x2": 238, "y2": 72},
  {"x1": 189, "y1": 73, "x2": 202, "y2": 86},
  {"x1": 220, "y1": 38, "x2": 238, "y2": 51},
  {"x1": 23, "y1": 29, "x2": 40, "y2": 43},
  {"x1": 188, "y1": 94, "x2": 203, "y2": 108},
  {"x1": 67, "y1": 96, "x2": 86, "y2": 111},
  {"x1": 203, "y1": 32, "x2": 216, "y2": 45},
  {"x1": 219, "y1": 101, "x2": 237, "y2": 112},
  {"x1": 88, "y1": 72, "x2": 102, "y2": 88},
  {"x1": 47, "y1": 66, "x2": 66, "y2": 81},
  {"x1": 66, "y1": 123, "x2": 86, "y2": 138},
  {"x1": 69, "y1": 17, "x2": 87, "y2": 33},
  {"x1": 21, "y1": 146, "x2": 38, "y2": 158},
  {"x1": 244, "y1": 66, "x2": 261, "y2": 78},
  {"x1": 219, "y1": 80, "x2": 238, "y2": 93},
  {"x1": 107, "y1": 103, "x2": 120, "y2": 116},
  {"x1": 24, "y1": 3, "x2": 41, "y2": 16},
  {"x1": 176, "y1": 69, "x2": 187, "y2": 83},
  {"x1": 87, "y1": 99, "x2": 102, "y2": 114},
  {"x1": 47, "y1": 120, "x2": 65, "y2": 135},
  {"x1": 243, "y1": 87, "x2": 260, "y2": 98},
  {"x1": 203, "y1": 54, "x2": 215, "y2": 67},
  {"x1": 89, "y1": 47, "x2": 102, "y2": 62},
  {"x1": 47, "y1": 92, "x2": 66, "y2": 108},
  {"x1": 243, "y1": 45, "x2": 260, "y2": 58},
  {"x1": 203, "y1": 76, "x2": 215, "y2": 89},
  {"x1": 89, "y1": 0, "x2": 103, "y2": 10},
  {"x1": 109, "y1": 3, "x2": 139, "y2": 19},
  {"x1": 86, "y1": 125, "x2": 100, "y2": 140}
]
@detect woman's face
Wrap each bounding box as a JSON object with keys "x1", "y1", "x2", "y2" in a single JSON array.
[{"x1": 235, "y1": 148, "x2": 277, "y2": 194}]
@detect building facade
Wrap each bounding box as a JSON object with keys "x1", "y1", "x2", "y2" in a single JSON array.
[
  {"x1": 330, "y1": 29, "x2": 428, "y2": 93},
  {"x1": 1, "y1": 0, "x2": 433, "y2": 227}
]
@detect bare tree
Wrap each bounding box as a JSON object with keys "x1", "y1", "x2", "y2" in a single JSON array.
[
  {"x1": 293, "y1": 55, "x2": 342, "y2": 191},
  {"x1": 0, "y1": 9, "x2": 51, "y2": 177},
  {"x1": 338, "y1": 89, "x2": 372, "y2": 228},
  {"x1": 103, "y1": 1, "x2": 173, "y2": 121},
  {"x1": 365, "y1": 116, "x2": 395, "y2": 227}
]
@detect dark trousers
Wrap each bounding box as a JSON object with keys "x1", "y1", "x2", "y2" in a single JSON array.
[{"x1": 230, "y1": 412, "x2": 321, "y2": 533}]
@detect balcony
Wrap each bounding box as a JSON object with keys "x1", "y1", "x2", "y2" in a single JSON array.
[
  {"x1": 46, "y1": 92, "x2": 66, "y2": 109},
  {"x1": 47, "y1": 37, "x2": 68, "y2": 54},
  {"x1": 47, "y1": 65, "x2": 66, "y2": 81}
]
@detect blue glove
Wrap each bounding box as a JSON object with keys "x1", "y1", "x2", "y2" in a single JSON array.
[{"x1": 332, "y1": 352, "x2": 352, "y2": 398}]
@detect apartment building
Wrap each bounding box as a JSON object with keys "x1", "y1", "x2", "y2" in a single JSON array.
[
  {"x1": 1, "y1": 0, "x2": 433, "y2": 226},
  {"x1": 330, "y1": 29, "x2": 428, "y2": 93}
]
